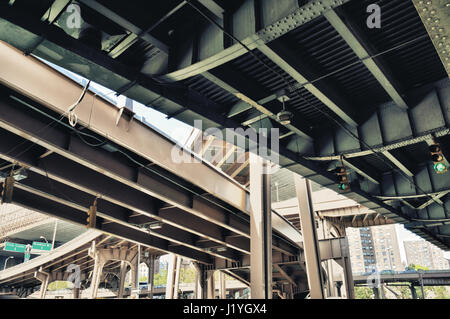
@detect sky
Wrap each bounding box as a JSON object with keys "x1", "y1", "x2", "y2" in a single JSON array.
[{"x1": 44, "y1": 59, "x2": 449, "y2": 263}]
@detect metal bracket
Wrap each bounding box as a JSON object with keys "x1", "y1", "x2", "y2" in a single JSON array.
[{"x1": 115, "y1": 106, "x2": 135, "y2": 132}]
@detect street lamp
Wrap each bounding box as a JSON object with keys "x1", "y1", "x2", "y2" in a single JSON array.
[
  {"x1": 3, "y1": 256, "x2": 14, "y2": 270},
  {"x1": 39, "y1": 236, "x2": 48, "y2": 244}
]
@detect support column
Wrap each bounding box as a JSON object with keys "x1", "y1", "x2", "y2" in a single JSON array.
[
  {"x1": 146, "y1": 255, "x2": 155, "y2": 299},
  {"x1": 117, "y1": 261, "x2": 128, "y2": 299},
  {"x1": 341, "y1": 238, "x2": 355, "y2": 299},
  {"x1": 293, "y1": 174, "x2": 324, "y2": 299},
  {"x1": 174, "y1": 257, "x2": 182, "y2": 299},
  {"x1": 419, "y1": 272, "x2": 425, "y2": 299},
  {"x1": 207, "y1": 270, "x2": 215, "y2": 299},
  {"x1": 133, "y1": 244, "x2": 141, "y2": 299},
  {"x1": 165, "y1": 254, "x2": 177, "y2": 299},
  {"x1": 87, "y1": 241, "x2": 107, "y2": 299},
  {"x1": 410, "y1": 285, "x2": 417, "y2": 299},
  {"x1": 249, "y1": 152, "x2": 272, "y2": 299},
  {"x1": 90, "y1": 255, "x2": 106, "y2": 299},
  {"x1": 322, "y1": 219, "x2": 337, "y2": 298},
  {"x1": 34, "y1": 268, "x2": 50, "y2": 299},
  {"x1": 219, "y1": 271, "x2": 226, "y2": 299},
  {"x1": 373, "y1": 287, "x2": 380, "y2": 299},
  {"x1": 380, "y1": 283, "x2": 386, "y2": 299},
  {"x1": 193, "y1": 262, "x2": 207, "y2": 299},
  {"x1": 73, "y1": 287, "x2": 80, "y2": 299}
]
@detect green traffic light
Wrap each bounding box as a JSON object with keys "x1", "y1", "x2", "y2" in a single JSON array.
[
  {"x1": 434, "y1": 162, "x2": 447, "y2": 173},
  {"x1": 338, "y1": 183, "x2": 346, "y2": 190}
]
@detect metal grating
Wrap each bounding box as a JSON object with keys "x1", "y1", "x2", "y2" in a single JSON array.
[
  {"x1": 182, "y1": 75, "x2": 241, "y2": 113},
  {"x1": 279, "y1": 15, "x2": 391, "y2": 116},
  {"x1": 229, "y1": 48, "x2": 341, "y2": 128},
  {"x1": 341, "y1": 0, "x2": 447, "y2": 91}
]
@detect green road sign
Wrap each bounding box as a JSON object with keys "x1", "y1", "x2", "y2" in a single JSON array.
[
  {"x1": 4, "y1": 242, "x2": 26, "y2": 253},
  {"x1": 32, "y1": 241, "x2": 52, "y2": 251}
]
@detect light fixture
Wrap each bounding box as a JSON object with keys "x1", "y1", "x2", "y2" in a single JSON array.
[
  {"x1": 277, "y1": 97, "x2": 293, "y2": 125},
  {"x1": 216, "y1": 247, "x2": 227, "y2": 252},
  {"x1": 13, "y1": 168, "x2": 28, "y2": 181},
  {"x1": 334, "y1": 158, "x2": 350, "y2": 193},
  {"x1": 429, "y1": 143, "x2": 447, "y2": 174},
  {"x1": 148, "y1": 221, "x2": 163, "y2": 230}
]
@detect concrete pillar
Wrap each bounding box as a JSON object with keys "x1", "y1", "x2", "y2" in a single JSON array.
[
  {"x1": 410, "y1": 285, "x2": 417, "y2": 299},
  {"x1": 294, "y1": 175, "x2": 324, "y2": 299},
  {"x1": 207, "y1": 270, "x2": 215, "y2": 299},
  {"x1": 419, "y1": 273, "x2": 425, "y2": 299},
  {"x1": 380, "y1": 283, "x2": 386, "y2": 299},
  {"x1": 343, "y1": 258, "x2": 355, "y2": 299},
  {"x1": 173, "y1": 257, "x2": 182, "y2": 299},
  {"x1": 373, "y1": 287, "x2": 380, "y2": 299},
  {"x1": 219, "y1": 271, "x2": 226, "y2": 299},
  {"x1": 90, "y1": 256, "x2": 106, "y2": 299},
  {"x1": 249, "y1": 153, "x2": 272, "y2": 299},
  {"x1": 146, "y1": 255, "x2": 155, "y2": 299},
  {"x1": 193, "y1": 262, "x2": 207, "y2": 299},
  {"x1": 117, "y1": 261, "x2": 128, "y2": 299},
  {"x1": 73, "y1": 287, "x2": 80, "y2": 299},
  {"x1": 134, "y1": 244, "x2": 141, "y2": 299},
  {"x1": 166, "y1": 254, "x2": 179, "y2": 299},
  {"x1": 34, "y1": 268, "x2": 51, "y2": 299}
]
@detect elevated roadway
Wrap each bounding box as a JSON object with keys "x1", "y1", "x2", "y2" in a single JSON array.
[
  {"x1": 0, "y1": 42, "x2": 306, "y2": 290},
  {"x1": 0, "y1": 0, "x2": 448, "y2": 250}
]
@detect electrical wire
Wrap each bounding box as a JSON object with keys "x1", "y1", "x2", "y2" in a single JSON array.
[
  {"x1": 5, "y1": 94, "x2": 254, "y2": 228},
  {"x1": 185, "y1": 0, "x2": 450, "y2": 218}
]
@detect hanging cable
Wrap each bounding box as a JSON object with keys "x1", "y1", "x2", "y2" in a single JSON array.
[{"x1": 68, "y1": 80, "x2": 91, "y2": 127}]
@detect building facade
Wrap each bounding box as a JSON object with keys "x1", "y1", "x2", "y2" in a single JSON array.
[
  {"x1": 347, "y1": 224, "x2": 403, "y2": 274},
  {"x1": 404, "y1": 240, "x2": 450, "y2": 270}
]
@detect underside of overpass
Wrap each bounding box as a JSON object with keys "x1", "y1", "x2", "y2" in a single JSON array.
[{"x1": 0, "y1": 0, "x2": 448, "y2": 299}]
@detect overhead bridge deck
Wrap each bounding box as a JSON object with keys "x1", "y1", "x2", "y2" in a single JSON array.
[
  {"x1": 0, "y1": 42, "x2": 303, "y2": 270},
  {"x1": 0, "y1": 0, "x2": 447, "y2": 250}
]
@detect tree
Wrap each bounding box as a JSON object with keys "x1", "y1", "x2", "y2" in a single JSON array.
[
  {"x1": 406, "y1": 264, "x2": 429, "y2": 271},
  {"x1": 354, "y1": 287, "x2": 374, "y2": 299}
]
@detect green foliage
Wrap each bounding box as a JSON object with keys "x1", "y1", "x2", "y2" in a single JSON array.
[
  {"x1": 180, "y1": 267, "x2": 196, "y2": 283},
  {"x1": 48, "y1": 281, "x2": 73, "y2": 291},
  {"x1": 154, "y1": 269, "x2": 167, "y2": 286},
  {"x1": 406, "y1": 264, "x2": 429, "y2": 271},
  {"x1": 354, "y1": 287, "x2": 374, "y2": 299}
]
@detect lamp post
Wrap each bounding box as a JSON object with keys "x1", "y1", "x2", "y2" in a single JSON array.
[
  {"x1": 3, "y1": 256, "x2": 14, "y2": 270},
  {"x1": 40, "y1": 236, "x2": 48, "y2": 244}
]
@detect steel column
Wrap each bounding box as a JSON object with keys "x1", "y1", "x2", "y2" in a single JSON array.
[
  {"x1": 219, "y1": 271, "x2": 226, "y2": 299},
  {"x1": 207, "y1": 270, "x2": 215, "y2": 299},
  {"x1": 34, "y1": 268, "x2": 50, "y2": 299},
  {"x1": 165, "y1": 254, "x2": 177, "y2": 299},
  {"x1": 249, "y1": 152, "x2": 272, "y2": 299},
  {"x1": 294, "y1": 174, "x2": 324, "y2": 299},
  {"x1": 117, "y1": 261, "x2": 127, "y2": 299},
  {"x1": 173, "y1": 256, "x2": 182, "y2": 299},
  {"x1": 410, "y1": 285, "x2": 418, "y2": 299}
]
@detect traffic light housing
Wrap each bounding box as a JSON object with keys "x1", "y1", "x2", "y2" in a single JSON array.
[
  {"x1": 86, "y1": 199, "x2": 97, "y2": 228},
  {"x1": 1, "y1": 176, "x2": 14, "y2": 204},
  {"x1": 334, "y1": 166, "x2": 350, "y2": 193},
  {"x1": 429, "y1": 143, "x2": 447, "y2": 174}
]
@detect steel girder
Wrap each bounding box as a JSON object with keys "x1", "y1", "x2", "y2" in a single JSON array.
[
  {"x1": 0, "y1": 2, "x2": 448, "y2": 251},
  {"x1": 303, "y1": 79, "x2": 449, "y2": 160},
  {"x1": 158, "y1": 0, "x2": 351, "y2": 82},
  {"x1": 0, "y1": 96, "x2": 298, "y2": 261}
]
